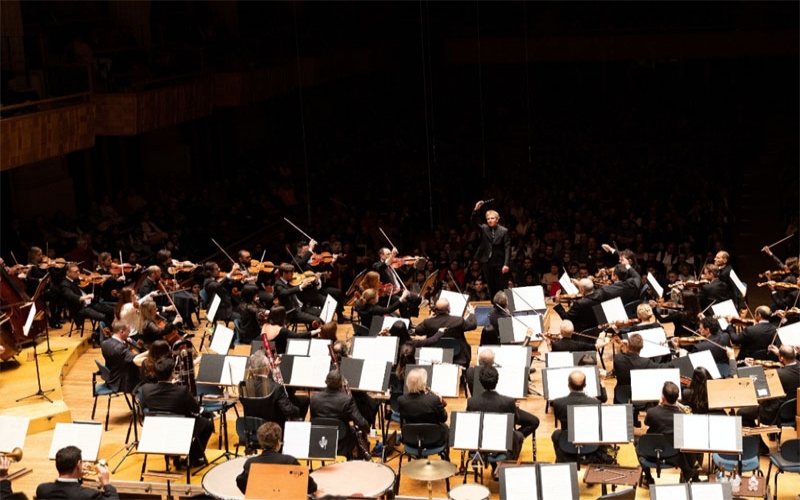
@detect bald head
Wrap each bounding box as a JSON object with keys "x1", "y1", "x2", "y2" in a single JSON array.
[
  {"x1": 435, "y1": 298, "x2": 450, "y2": 315},
  {"x1": 568, "y1": 370, "x2": 586, "y2": 392},
  {"x1": 578, "y1": 278, "x2": 594, "y2": 293},
  {"x1": 560, "y1": 320, "x2": 574, "y2": 337},
  {"x1": 478, "y1": 348, "x2": 495, "y2": 366}
]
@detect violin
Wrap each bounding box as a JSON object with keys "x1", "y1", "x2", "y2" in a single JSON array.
[
  {"x1": 246, "y1": 259, "x2": 276, "y2": 274},
  {"x1": 714, "y1": 315, "x2": 755, "y2": 327},
  {"x1": 597, "y1": 318, "x2": 640, "y2": 330},
  {"x1": 390, "y1": 256, "x2": 424, "y2": 269},
  {"x1": 749, "y1": 359, "x2": 782, "y2": 369},
  {"x1": 656, "y1": 299, "x2": 684, "y2": 310},
  {"x1": 109, "y1": 262, "x2": 139, "y2": 275},
  {"x1": 309, "y1": 252, "x2": 342, "y2": 267},
  {"x1": 674, "y1": 336, "x2": 705, "y2": 346},
  {"x1": 671, "y1": 279, "x2": 710, "y2": 289},
  {"x1": 78, "y1": 273, "x2": 110, "y2": 288},
  {"x1": 758, "y1": 281, "x2": 800, "y2": 291},
  {"x1": 290, "y1": 271, "x2": 317, "y2": 287},
  {"x1": 557, "y1": 293, "x2": 583, "y2": 303},
  {"x1": 167, "y1": 261, "x2": 196, "y2": 274},
  {"x1": 758, "y1": 269, "x2": 790, "y2": 279}
]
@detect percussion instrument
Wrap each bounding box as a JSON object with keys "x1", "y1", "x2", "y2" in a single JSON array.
[
  {"x1": 310, "y1": 460, "x2": 396, "y2": 498},
  {"x1": 402, "y1": 458, "x2": 458, "y2": 481},
  {"x1": 202, "y1": 455, "x2": 250, "y2": 500},
  {"x1": 448, "y1": 483, "x2": 491, "y2": 500}
]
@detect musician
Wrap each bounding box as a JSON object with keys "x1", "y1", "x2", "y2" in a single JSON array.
[
  {"x1": 384, "y1": 319, "x2": 445, "y2": 347},
  {"x1": 642, "y1": 382, "x2": 699, "y2": 483},
  {"x1": 553, "y1": 278, "x2": 601, "y2": 339},
  {"x1": 137, "y1": 298, "x2": 181, "y2": 346},
  {"x1": 241, "y1": 351, "x2": 308, "y2": 424},
  {"x1": 25, "y1": 246, "x2": 62, "y2": 328},
  {"x1": 137, "y1": 339, "x2": 171, "y2": 383},
  {"x1": 651, "y1": 290, "x2": 701, "y2": 338},
  {"x1": 398, "y1": 368, "x2": 449, "y2": 450},
  {"x1": 697, "y1": 264, "x2": 731, "y2": 310},
  {"x1": 681, "y1": 366, "x2": 725, "y2": 415},
  {"x1": 373, "y1": 247, "x2": 403, "y2": 293},
  {"x1": 141, "y1": 358, "x2": 213, "y2": 467},
  {"x1": 261, "y1": 305, "x2": 313, "y2": 355},
  {"x1": 0, "y1": 456, "x2": 27, "y2": 500},
  {"x1": 762, "y1": 249, "x2": 799, "y2": 311},
  {"x1": 59, "y1": 264, "x2": 115, "y2": 329},
  {"x1": 101, "y1": 321, "x2": 141, "y2": 393},
  {"x1": 202, "y1": 262, "x2": 236, "y2": 324},
  {"x1": 35, "y1": 445, "x2": 118, "y2": 500},
  {"x1": 487, "y1": 291, "x2": 510, "y2": 332},
  {"x1": 471, "y1": 200, "x2": 511, "y2": 295},
  {"x1": 595, "y1": 264, "x2": 642, "y2": 305},
  {"x1": 688, "y1": 316, "x2": 731, "y2": 364},
  {"x1": 155, "y1": 249, "x2": 197, "y2": 329},
  {"x1": 465, "y1": 348, "x2": 497, "y2": 396},
  {"x1": 713, "y1": 250, "x2": 737, "y2": 303},
  {"x1": 413, "y1": 297, "x2": 477, "y2": 368},
  {"x1": 235, "y1": 422, "x2": 317, "y2": 495},
  {"x1": 95, "y1": 252, "x2": 123, "y2": 304},
  {"x1": 236, "y1": 284, "x2": 269, "y2": 345},
  {"x1": 550, "y1": 370, "x2": 602, "y2": 462},
  {"x1": 728, "y1": 305, "x2": 777, "y2": 361},
  {"x1": 548, "y1": 320, "x2": 589, "y2": 352},
  {"x1": 353, "y1": 288, "x2": 410, "y2": 328},
  {"x1": 273, "y1": 263, "x2": 322, "y2": 328},
  {"x1": 372, "y1": 248, "x2": 422, "y2": 318},
  {"x1": 309, "y1": 370, "x2": 369, "y2": 460},
  {"x1": 113, "y1": 288, "x2": 140, "y2": 338},
  {"x1": 467, "y1": 365, "x2": 538, "y2": 458},
  {"x1": 297, "y1": 239, "x2": 346, "y2": 323}
]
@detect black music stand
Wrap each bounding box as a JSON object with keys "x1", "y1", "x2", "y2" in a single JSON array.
[
  {"x1": 16, "y1": 303, "x2": 55, "y2": 403},
  {"x1": 32, "y1": 275, "x2": 67, "y2": 360}
]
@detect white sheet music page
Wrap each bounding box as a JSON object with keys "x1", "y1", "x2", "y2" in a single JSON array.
[
  {"x1": 708, "y1": 415, "x2": 741, "y2": 452},
  {"x1": 676, "y1": 414, "x2": 709, "y2": 449},
  {"x1": 647, "y1": 272, "x2": 664, "y2": 299},
  {"x1": 418, "y1": 347, "x2": 444, "y2": 365},
  {"x1": 688, "y1": 350, "x2": 721, "y2": 379},
  {"x1": 601, "y1": 297, "x2": 628, "y2": 323},
  {"x1": 601, "y1": 405, "x2": 630, "y2": 443},
  {"x1": 495, "y1": 365, "x2": 526, "y2": 399},
  {"x1": 309, "y1": 339, "x2": 332, "y2": 357},
  {"x1": 138, "y1": 416, "x2": 194, "y2": 455},
  {"x1": 0, "y1": 416, "x2": 29, "y2": 453},
  {"x1": 544, "y1": 367, "x2": 597, "y2": 399},
  {"x1": 547, "y1": 352, "x2": 575, "y2": 368},
  {"x1": 503, "y1": 465, "x2": 538, "y2": 500},
  {"x1": 23, "y1": 303, "x2": 36, "y2": 337},
  {"x1": 452, "y1": 412, "x2": 481, "y2": 449},
  {"x1": 571, "y1": 406, "x2": 600, "y2": 443},
  {"x1": 439, "y1": 290, "x2": 469, "y2": 317},
  {"x1": 282, "y1": 421, "x2": 311, "y2": 459},
  {"x1": 653, "y1": 484, "x2": 689, "y2": 500},
  {"x1": 430, "y1": 363, "x2": 459, "y2": 398},
  {"x1": 538, "y1": 464, "x2": 575, "y2": 500},
  {"x1": 559, "y1": 272, "x2": 579, "y2": 295},
  {"x1": 320, "y1": 295, "x2": 337, "y2": 323},
  {"x1": 360, "y1": 359, "x2": 388, "y2": 392},
  {"x1": 690, "y1": 483, "x2": 727, "y2": 499},
  {"x1": 209, "y1": 324, "x2": 234, "y2": 354},
  {"x1": 711, "y1": 299, "x2": 738, "y2": 330},
  {"x1": 637, "y1": 326, "x2": 671, "y2": 358},
  {"x1": 631, "y1": 369, "x2": 680, "y2": 402},
  {"x1": 380, "y1": 316, "x2": 410, "y2": 331},
  {"x1": 48, "y1": 422, "x2": 103, "y2": 461},
  {"x1": 290, "y1": 356, "x2": 329, "y2": 388},
  {"x1": 220, "y1": 355, "x2": 247, "y2": 386},
  {"x1": 495, "y1": 345, "x2": 529, "y2": 369},
  {"x1": 206, "y1": 294, "x2": 221, "y2": 323},
  {"x1": 286, "y1": 339, "x2": 310, "y2": 356},
  {"x1": 351, "y1": 336, "x2": 398, "y2": 365},
  {"x1": 511, "y1": 314, "x2": 543, "y2": 342},
  {"x1": 511, "y1": 286, "x2": 546, "y2": 311},
  {"x1": 729, "y1": 269, "x2": 747, "y2": 297},
  {"x1": 778, "y1": 321, "x2": 800, "y2": 347},
  {"x1": 481, "y1": 413, "x2": 509, "y2": 451}
]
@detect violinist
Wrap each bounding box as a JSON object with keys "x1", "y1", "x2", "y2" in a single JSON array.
[
  {"x1": 59, "y1": 264, "x2": 115, "y2": 331},
  {"x1": 547, "y1": 320, "x2": 588, "y2": 353},
  {"x1": 697, "y1": 264, "x2": 731, "y2": 310},
  {"x1": 728, "y1": 305, "x2": 777, "y2": 361},
  {"x1": 650, "y1": 290, "x2": 701, "y2": 338},
  {"x1": 155, "y1": 249, "x2": 198, "y2": 329},
  {"x1": 25, "y1": 246, "x2": 62, "y2": 328},
  {"x1": 414, "y1": 297, "x2": 477, "y2": 368},
  {"x1": 137, "y1": 266, "x2": 177, "y2": 316},
  {"x1": 202, "y1": 262, "x2": 237, "y2": 324},
  {"x1": 101, "y1": 321, "x2": 141, "y2": 393},
  {"x1": 373, "y1": 247, "x2": 404, "y2": 295},
  {"x1": 96, "y1": 252, "x2": 124, "y2": 303},
  {"x1": 137, "y1": 297, "x2": 181, "y2": 346},
  {"x1": 595, "y1": 264, "x2": 642, "y2": 305},
  {"x1": 689, "y1": 316, "x2": 732, "y2": 364},
  {"x1": 236, "y1": 284, "x2": 269, "y2": 345},
  {"x1": 273, "y1": 263, "x2": 322, "y2": 329},
  {"x1": 231, "y1": 249, "x2": 273, "y2": 306},
  {"x1": 114, "y1": 287, "x2": 140, "y2": 338},
  {"x1": 353, "y1": 287, "x2": 410, "y2": 329},
  {"x1": 762, "y1": 247, "x2": 799, "y2": 312},
  {"x1": 296, "y1": 240, "x2": 346, "y2": 323},
  {"x1": 553, "y1": 278, "x2": 602, "y2": 338}
]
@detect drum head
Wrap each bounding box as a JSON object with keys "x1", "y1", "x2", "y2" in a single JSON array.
[{"x1": 448, "y1": 483, "x2": 490, "y2": 500}]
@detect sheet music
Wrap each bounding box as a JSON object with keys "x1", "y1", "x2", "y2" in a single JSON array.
[
  {"x1": 538, "y1": 464, "x2": 576, "y2": 500},
  {"x1": 647, "y1": 272, "x2": 664, "y2": 299},
  {"x1": 778, "y1": 321, "x2": 800, "y2": 347},
  {"x1": 23, "y1": 302, "x2": 36, "y2": 337},
  {"x1": 378, "y1": 316, "x2": 410, "y2": 332},
  {"x1": 508, "y1": 314, "x2": 544, "y2": 342},
  {"x1": 487, "y1": 345, "x2": 530, "y2": 369},
  {"x1": 601, "y1": 405, "x2": 630, "y2": 443},
  {"x1": 452, "y1": 412, "x2": 481, "y2": 449},
  {"x1": 689, "y1": 350, "x2": 721, "y2": 379},
  {"x1": 543, "y1": 366, "x2": 600, "y2": 400},
  {"x1": 502, "y1": 465, "x2": 538, "y2": 500},
  {"x1": 495, "y1": 364, "x2": 527, "y2": 399},
  {"x1": 308, "y1": 339, "x2": 332, "y2": 357},
  {"x1": 630, "y1": 368, "x2": 680, "y2": 402},
  {"x1": 601, "y1": 297, "x2": 627, "y2": 323},
  {"x1": 653, "y1": 484, "x2": 689, "y2": 500},
  {"x1": 289, "y1": 356, "x2": 329, "y2": 388},
  {"x1": 0, "y1": 416, "x2": 29, "y2": 452},
  {"x1": 209, "y1": 324, "x2": 234, "y2": 354},
  {"x1": 320, "y1": 295, "x2": 337, "y2": 324},
  {"x1": 220, "y1": 355, "x2": 247, "y2": 386},
  {"x1": 546, "y1": 352, "x2": 575, "y2": 368},
  {"x1": 351, "y1": 336, "x2": 398, "y2": 365},
  {"x1": 359, "y1": 359, "x2": 389, "y2": 392},
  {"x1": 48, "y1": 422, "x2": 103, "y2": 461},
  {"x1": 570, "y1": 406, "x2": 600, "y2": 443},
  {"x1": 637, "y1": 326, "x2": 671, "y2": 358},
  {"x1": 481, "y1": 413, "x2": 510, "y2": 451},
  {"x1": 510, "y1": 286, "x2": 546, "y2": 311},
  {"x1": 138, "y1": 416, "x2": 194, "y2": 455},
  {"x1": 675, "y1": 414, "x2": 707, "y2": 450},
  {"x1": 282, "y1": 421, "x2": 311, "y2": 459},
  {"x1": 418, "y1": 347, "x2": 444, "y2": 364},
  {"x1": 711, "y1": 299, "x2": 738, "y2": 331},
  {"x1": 430, "y1": 363, "x2": 460, "y2": 398},
  {"x1": 729, "y1": 269, "x2": 747, "y2": 297},
  {"x1": 206, "y1": 294, "x2": 221, "y2": 323},
  {"x1": 286, "y1": 339, "x2": 311, "y2": 356},
  {"x1": 690, "y1": 483, "x2": 729, "y2": 499},
  {"x1": 559, "y1": 272, "x2": 579, "y2": 295},
  {"x1": 708, "y1": 415, "x2": 741, "y2": 452},
  {"x1": 439, "y1": 290, "x2": 469, "y2": 317}
]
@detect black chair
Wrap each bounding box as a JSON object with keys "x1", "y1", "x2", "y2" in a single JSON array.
[
  {"x1": 557, "y1": 432, "x2": 599, "y2": 470},
  {"x1": 235, "y1": 416, "x2": 266, "y2": 456},
  {"x1": 352, "y1": 323, "x2": 371, "y2": 337},
  {"x1": 636, "y1": 433, "x2": 680, "y2": 485},
  {"x1": 596, "y1": 486, "x2": 637, "y2": 500},
  {"x1": 766, "y1": 437, "x2": 800, "y2": 499},
  {"x1": 92, "y1": 360, "x2": 131, "y2": 431},
  {"x1": 396, "y1": 423, "x2": 450, "y2": 494},
  {"x1": 623, "y1": 300, "x2": 640, "y2": 319},
  {"x1": 777, "y1": 398, "x2": 798, "y2": 441},
  {"x1": 240, "y1": 393, "x2": 290, "y2": 430}
]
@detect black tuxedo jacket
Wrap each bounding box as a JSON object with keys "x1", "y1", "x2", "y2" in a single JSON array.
[
  {"x1": 397, "y1": 391, "x2": 449, "y2": 447},
  {"x1": 415, "y1": 313, "x2": 477, "y2": 367},
  {"x1": 612, "y1": 351, "x2": 675, "y2": 388},
  {"x1": 273, "y1": 278, "x2": 304, "y2": 311},
  {"x1": 729, "y1": 321, "x2": 777, "y2": 360},
  {"x1": 58, "y1": 278, "x2": 88, "y2": 313},
  {"x1": 35, "y1": 480, "x2": 119, "y2": 500},
  {"x1": 100, "y1": 337, "x2": 140, "y2": 393},
  {"x1": 551, "y1": 392, "x2": 601, "y2": 430},
  {"x1": 141, "y1": 381, "x2": 200, "y2": 416},
  {"x1": 644, "y1": 404, "x2": 681, "y2": 435},
  {"x1": 553, "y1": 293, "x2": 602, "y2": 334},
  {"x1": 236, "y1": 450, "x2": 317, "y2": 494},
  {"x1": 467, "y1": 390, "x2": 517, "y2": 420},
  {"x1": 471, "y1": 211, "x2": 511, "y2": 267},
  {"x1": 698, "y1": 279, "x2": 731, "y2": 309}
]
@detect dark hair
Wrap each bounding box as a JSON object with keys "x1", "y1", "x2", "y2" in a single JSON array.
[
  {"x1": 154, "y1": 357, "x2": 175, "y2": 381},
  {"x1": 257, "y1": 421, "x2": 282, "y2": 450},
  {"x1": 684, "y1": 367, "x2": 712, "y2": 413},
  {"x1": 325, "y1": 370, "x2": 344, "y2": 390},
  {"x1": 699, "y1": 316, "x2": 719, "y2": 332},
  {"x1": 395, "y1": 342, "x2": 416, "y2": 380},
  {"x1": 55, "y1": 445, "x2": 82, "y2": 474},
  {"x1": 662, "y1": 381, "x2": 680, "y2": 404},
  {"x1": 478, "y1": 366, "x2": 499, "y2": 391},
  {"x1": 240, "y1": 283, "x2": 259, "y2": 303},
  {"x1": 388, "y1": 320, "x2": 410, "y2": 343},
  {"x1": 268, "y1": 306, "x2": 286, "y2": 326}
]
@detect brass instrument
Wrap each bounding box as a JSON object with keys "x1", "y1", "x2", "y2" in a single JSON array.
[
  {"x1": 0, "y1": 447, "x2": 22, "y2": 462},
  {"x1": 81, "y1": 458, "x2": 107, "y2": 478}
]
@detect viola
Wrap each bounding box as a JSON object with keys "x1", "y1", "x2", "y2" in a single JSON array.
[
  {"x1": 749, "y1": 359, "x2": 782, "y2": 369},
  {"x1": 390, "y1": 256, "x2": 424, "y2": 269},
  {"x1": 758, "y1": 269, "x2": 790, "y2": 279},
  {"x1": 246, "y1": 259, "x2": 276, "y2": 275},
  {"x1": 758, "y1": 281, "x2": 800, "y2": 291},
  {"x1": 37, "y1": 257, "x2": 68, "y2": 270},
  {"x1": 598, "y1": 318, "x2": 640, "y2": 330},
  {"x1": 109, "y1": 262, "x2": 138, "y2": 275},
  {"x1": 675, "y1": 336, "x2": 704, "y2": 346},
  {"x1": 309, "y1": 252, "x2": 341, "y2": 267},
  {"x1": 677, "y1": 279, "x2": 710, "y2": 289},
  {"x1": 290, "y1": 271, "x2": 317, "y2": 287},
  {"x1": 656, "y1": 299, "x2": 684, "y2": 310},
  {"x1": 78, "y1": 272, "x2": 110, "y2": 288},
  {"x1": 167, "y1": 261, "x2": 196, "y2": 274}
]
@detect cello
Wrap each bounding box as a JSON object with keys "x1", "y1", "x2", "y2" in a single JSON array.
[{"x1": 0, "y1": 265, "x2": 47, "y2": 346}]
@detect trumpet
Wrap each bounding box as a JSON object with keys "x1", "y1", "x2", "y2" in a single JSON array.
[
  {"x1": 0, "y1": 447, "x2": 22, "y2": 462},
  {"x1": 81, "y1": 458, "x2": 107, "y2": 477}
]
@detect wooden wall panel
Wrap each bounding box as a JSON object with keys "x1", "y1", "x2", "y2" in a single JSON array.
[
  {"x1": 136, "y1": 79, "x2": 212, "y2": 134},
  {"x1": 94, "y1": 94, "x2": 138, "y2": 136},
  {"x1": 0, "y1": 103, "x2": 95, "y2": 171}
]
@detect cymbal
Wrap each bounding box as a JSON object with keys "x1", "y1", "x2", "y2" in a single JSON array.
[{"x1": 402, "y1": 459, "x2": 457, "y2": 481}]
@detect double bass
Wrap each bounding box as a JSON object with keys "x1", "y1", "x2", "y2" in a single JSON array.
[{"x1": 0, "y1": 265, "x2": 47, "y2": 350}]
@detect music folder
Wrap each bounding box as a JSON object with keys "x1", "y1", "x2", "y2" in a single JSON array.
[
  {"x1": 285, "y1": 338, "x2": 332, "y2": 357},
  {"x1": 542, "y1": 366, "x2": 601, "y2": 400},
  {"x1": 0, "y1": 416, "x2": 29, "y2": 453},
  {"x1": 567, "y1": 404, "x2": 633, "y2": 444},
  {"x1": 195, "y1": 353, "x2": 248, "y2": 386},
  {"x1": 208, "y1": 323, "x2": 234, "y2": 354},
  {"x1": 403, "y1": 363, "x2": 460, "y2": 398},
  {"x1": 498, "y1": 315, "x2": 544, "y2": 344},
  {"x1": 592, "y1": 297, "x2": 629, "y2": 325},
  {"x1": 706, "y1": 378, "x2": 758, "y2": 409},
  {"x1": 278, "y1": 355, "x2": 330, "y2": 389},
  {"x1": 470, "y1": 364, "x2": 528, "y2": 399},
  {"x1": 369, "y1": 316, "x2": 410, "y2": 335},
  {"x1": 282, "y1": 421, "x2": 338, "y2": 461},
  {"x1": 245, "y1": 464, "x2": 309, "y2": 500},
  {"x1": 350, "y1": 336, "x2": 399, "y2": 365},
  {"x1": 500, "y1": 462, "x2": 579, "y2": 500},
  {"x1": 778, "y1": 321, "x2": 800, "y2": 347},
  {"x1": 504, "y1": 286, "x2": 547, "y2": 312},
  {"x1": 450, "y1": 411, "x2": 514, "y2": 452},
  {"x1": 49, "y1": 421, "x2": 103, "y2": 462},
  {"x1": 673, "y1": 414, "x2": 742, "y2": 453},
  {"x1": 340, "y1": 357, "x2": 392, "y2": 392},
  {"x1": 650, "y1": 482, "x2": 733, "y2": 500},
  {"x1": 711, "y1": 299, "x2": 738, "y2": 330},
  {"x1": 630, "y1": 368, "x2": 680, "y2": 402}
]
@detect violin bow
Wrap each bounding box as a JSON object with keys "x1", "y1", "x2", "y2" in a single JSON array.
[
  {"x1": 699, "y1": 299, "x2": 717, "y2": 317},
  {"x1": 377, "y1": 226, "x2": 409, "y2": 294},
  {"x1": 378, "y1": 227, "x2": 397, "y2": 250},
  {"x1": 765, "y1": 233, "x2": 795, "y2": 250},
  {"x1": 771, "y1": 289, "x2": 800, "y2": 346},
  {"x1": 285, "y1": 247, "x2": 305, "y2": 273},
  {"x1": 158, "y1": 281, "x2": 183, "y2": 323},
  {"x1": 283, "y1": 217, "x2": 314, "y2": 242},
  {"x1": 446, "y1": 270, "x2": 463, "y2": 295},
  {"x1": 211, "y1": 238, "x2": 238, "y2": 268},
  {"x1": 119, "y1": 251, "x2": 126, "y2": 281},
  {"x1": 680, "y1": 326, "x2": 728, "y2": 351}
]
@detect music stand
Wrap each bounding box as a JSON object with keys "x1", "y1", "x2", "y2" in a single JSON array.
[
  {"x1": 450, "y1": 411, "x2": 514, "y2": 483},
  {"x1": 138, "y1": 415, "x2": 194, "y2": 484},
  {"x1": 31, "y1": 274, "x2": 66, "y2": 360},
  {"x1": 16, "y1": 303, "x2": 55, "y2": 403}
]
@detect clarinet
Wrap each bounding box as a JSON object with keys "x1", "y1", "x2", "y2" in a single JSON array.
[
  {"x1": 261, "y1": 333, "x2": 287, "y2": 395},
  {"x1": 327, "y1": 345, "x2": 372, "y2": 460}
]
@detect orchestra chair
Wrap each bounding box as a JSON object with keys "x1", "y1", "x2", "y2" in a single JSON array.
[
  {"x1": 557, "y1": 432, "x2": 598, "y2": 470},
  {"x1": 239, "y1": 391, "x2": 291, "y2": 429},
  {"x1": 766, "y1": 438, "x2": 800, "y2": 499},
  {"x1": 66, "y1": 313, "x2": 97, "y2": 339},
  {"x1": 352, "y1": 323, "x2": 371, "y2": 337},
  {"x1": 623, "y1": 300, "x2": 641, "y2": 319},
  {"x1": 396, "y1": 422, "x2": 450, "y2": 494},
  {"x1": 712, "y1": 435, "x2": 761, "y2": 476},
  {"x1": 197, "y1": 384, "x2": 237, "y2": 449},
  {"x1": 235, "y1": 416, "x2": 266, "y2": 456},
  {"x1": 596, "y1": 486, "x2": 637, "y2": 500},
  {"x1": 198, "y1": 289, "x2": 208, "y2": 310},
  {"x1": 777, "y1": 398, "x2": 798, "y2": 443},
  {"x1": 636, "y1": 433, "x2": 681, "y2": 486},
  {"x1": 92, "y1": 359, "x2": 132, "y2": 431}
]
